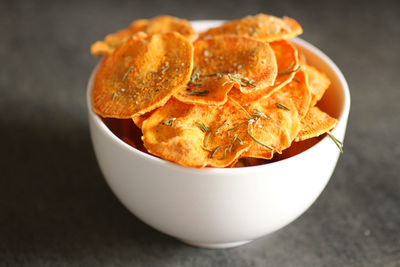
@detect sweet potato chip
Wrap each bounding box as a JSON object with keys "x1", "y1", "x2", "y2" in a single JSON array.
[
  {"x1": 229, "y1": 40, "x2": 299, "y2": 105},
  {"x1": 199, "y1": 14, "x2": 302, "y2": 42},
  {"x1": 91, "y1": 15, "x2": 197, "y2": 57},
  {"x1": 142, "y1": 97, "x2": 253, "y2": 167},
  {"x1": 278, "y1": 69, "x2": 311, "y2": 119},
  {"x1": 132, "y1": 110, "x2": 155, "y2": 129},
  {"x1": 240, "y1": 89, "x2": 301, "y2": 159},
  {"x1": 303, "y1": 64, "x2": 331, "y2": 107},
  {"x1": 175, "y1": 35, "x2": 277, "y2": 105},
  {"x1": 92, "y1": 32, "x2": 193, "y2": 118},
  {"x1": 295, "y1": 106, "x2": 338, "y2": 141}
]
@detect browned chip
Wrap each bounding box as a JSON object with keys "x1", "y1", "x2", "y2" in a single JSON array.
[
  {"x1": 91, "y1": 15, "x2": 197, "y2": 57},
  {"x1": 229, "y1": 40, "x2": 299, "y2": 105},
  {"x1": 132, "y1": 110, "x2": 155, "y2": 129},
  {"x1": 199, "y1": 14, "x2": 302, "y2": 42},
  {"x1": 240, "y1": 89, "x2": 301, "y2": 159},
  {"x1": 279, "y1": 69, "x2": 311, "y2": 119},
  {"x1": 175, "y1": 35, "x2": 277, "y2": 105},
  {"x1": 295, "y1": 106, "x2": 338, "y2": 141},
  {"x1": 142, "y1": 97, "x2": 253, "y2": 168},
  {"x1": 92, "y1": 32, "x2": 193, "y2": 118},
  {"x1": 303, "y1": 64, "x2": 331, "y2": 107}
]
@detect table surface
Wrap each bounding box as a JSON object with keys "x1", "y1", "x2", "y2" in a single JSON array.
[{"x1": 1, "y1": 0, "x2": 399, "y2": 266}]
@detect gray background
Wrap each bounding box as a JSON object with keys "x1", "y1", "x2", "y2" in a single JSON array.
[{"x1": 1, "y1": 0, "x2": 399, "y2": 266}]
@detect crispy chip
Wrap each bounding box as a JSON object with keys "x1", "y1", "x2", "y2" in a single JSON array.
[
  {"x1": 175, "y1": 35, "x2": 277, "y2": 105},
  {"x1": 295, "y1": 106, "x2": 338, "y2": 141},
  {"x1": 199, "y1": 14, "x2": 302, "y2": 42},
  {"x1": 279, "y1": 69, "x2": 311, "y2": 119},
  {"x1": 303, "y1": 64, "x2": 331, "y2": 107},
  {"x1": 241, "y1": 89, "x2": 301, "y2": 159},
  {"x1": 92, "y1": 32, "x2": 193, "y2": 118},
  {"x1": 132, "y1": 110, "x2": 156, "y2": 129},
  {"x1": 142, "y1": 97, "x2": 253, "y2": 167},
  {"x1": 91, "y1": 15, "x2": 197, "y2": 57},
  {"x1": 229, "y1": 40, "x2": 299, "y2": 104}
]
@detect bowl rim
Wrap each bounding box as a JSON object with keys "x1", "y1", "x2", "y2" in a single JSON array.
[{"x1": 87, "y1": 20, "x2": 350, "y2": 175}]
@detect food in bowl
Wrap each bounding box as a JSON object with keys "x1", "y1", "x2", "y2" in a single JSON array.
[{"x1": 90, "y1": 14, "x2": 342, "y2": 168}]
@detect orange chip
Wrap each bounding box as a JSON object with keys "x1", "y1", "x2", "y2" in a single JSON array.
[
  {"x1": 303, "y1": 64, "x2": 331, "y2": 107},
  {"x1": 132, "y1": 110, "x2": 155, "y2": 129},
  {"x1": 279, "y1": 69, "x2": 311, "y2": 119},
  {"x1": 142, "y1": 97, "x2": 253, "y2": 168},
  {"x1": 240, "y1": 89, "x2": 301, "y2": 159},
  {"x1": 199, "y1": 14, "x2": 302, "y2": 42},
  {"x1": 229, "y1": 40, "x2": 299, "y2": 104},
  {"x1": 175, "y1": 35, "x2": 277, "y2": 105},
  {"x1": 92, "y1": 32, "x2": 193, "y2": 118},
  {"x1": 295, "y1": 106, "x2": 338, "y2": 141},
  {"x1": 91, "y1": 15, "x2": 197, "y2": 57}
]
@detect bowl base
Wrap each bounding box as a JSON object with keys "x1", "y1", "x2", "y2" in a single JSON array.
[{"x1": 179, "y1": 239, "x2": 252, "y2": 249}]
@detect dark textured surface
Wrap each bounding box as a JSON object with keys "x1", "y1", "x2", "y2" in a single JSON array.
[{"x1": 1, "y1": 0, "x2": 400, "y2": 266}]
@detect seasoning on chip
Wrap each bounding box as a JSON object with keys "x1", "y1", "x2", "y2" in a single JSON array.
[
  {"x1": 199, "y1": 14, "x2": 302, "y2": 42},
  {"x1": 229, "y1": 40, "x2": 299, "y2": 105},
  {"x1": 142, "y1": 97, "x2": 252, "y2": 167},
  {"x1": 175, "y1": 35, "x2": 277, "y2": 105},
  {"x1": 302, "y1": 64, "x2": 331, "y2": 107},
  {"x1": 295, "y1": 106, "x2": 338, "y2": 141},
  {"x1": 91, "y1": 15, "x2": 196, "y2": 57},
  {"x1": 92, "y1": 32, "x2": 193, "y2": 118}
]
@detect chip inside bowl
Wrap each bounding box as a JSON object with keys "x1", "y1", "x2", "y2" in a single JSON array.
[{"x1": 90, "y1": 14, "x2": 342, "y2": 168}]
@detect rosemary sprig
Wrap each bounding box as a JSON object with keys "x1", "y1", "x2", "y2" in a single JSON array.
[
  {"x1": 221, "y1": 134, "x2": 243, "y2": 160},
  {"x1": 247, "y1": 119, "x2": 273, "y2": 150},
  {"x1": 292, "y1": 77, "x2": 300, "y2": 83},
  {"x1": 276, "y1": 103, "x2": 291, "y2": 111},
  {"x1": 278, "y1": 64, "x2": 301, "y2": 76},
  {"x1": 195, "y1": 122, "x2": 209, "y2": 132},
  {"x1": 161, "y1": 62, "x2": 169, "y2": 74},
  {"x1": 189, "y1": 66, "x2": 201, "y2": 85},
  {"x1": 161, "y1": 117, "x2": 176, "y2": 126},
  {"x1": 210, "y1": 145, "x2": 223, "y2": 159},
  {"x1": 327, "y1": 132, "x2": 344, "y2": 154},
  {"x1": 250, "y1": 109, "x2": 268, "y2": 119},
  {"x1": 204, "y1": 131, "x2": 212, "y2": 147},
  {"x1": 201, "y1": 144, "x2": 213, "y2": 152},
  {"x1": 227, "y1": 121, "x2": 248, "y2": 131},
  {"x1": 216, "y1": 120, "x2": 228, "y2": 133},
  {"x1": 278, "y1": 61, "x2": 293, "y2": 75},
  {"x1": 186, "y1": 89, "x2": 209, "y2": 96},
  {"x1": 122, "y1": 66, "x2": 135, "y2": 81}
]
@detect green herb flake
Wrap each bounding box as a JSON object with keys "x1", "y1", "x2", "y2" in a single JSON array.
[
  {"x1": 112, "y1": 91, "x2": 118, "y2": 101},
  {"x1": 250, "y1": 109, "x2": 268, "y2": 119},
  {"x1": 161, "y1": 118, "x2": 176, "y2": 126},
  {"x1": 327, "y1": 132, "x2": 344, "y2": 154},
  {"x1": 278, "y1": 62, "x2": 301, "y2": 76},
  {"x1": 210, "y1": 145, "x2": 223, "y2": 159},
  {"x1": 216, "y1": 120, "x2": 228, "y2": 133},
  {"x1": 122, "y1": 66, "x2": 135, "y2": 81},
  {"x1": 275, "y1": 103, "x2": 291, "y2": 111},
  {"x1": 247, "y1": 119, "x2": 273, "y2": 150},
  {"x1": 195, "y1": 122, "x2": 209, "y2": 133},
  {"x1": 186, "y1": 89, "x2": 209, "y2": 96},
  {"x1": 161, "y1": 62, "x2": 170, "y2": 74},
  {"x1": 204, "y1": 131, "x2": 212, "y2": 147}
]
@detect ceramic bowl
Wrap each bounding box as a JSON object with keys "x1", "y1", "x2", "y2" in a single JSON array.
[{"x1": 87, "y1": 21, "x2": 350, "y2": 248}]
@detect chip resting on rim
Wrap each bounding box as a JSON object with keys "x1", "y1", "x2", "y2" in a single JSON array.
[
  {"x1": 91, "y1": 15, "x2": 197, "y2": 57},
  {"x1": 199, "y1": 14, "x2": 303, "y2": 42},
  {"x1": 92, "y1": 32, "x2": 193, "y2": 118}
]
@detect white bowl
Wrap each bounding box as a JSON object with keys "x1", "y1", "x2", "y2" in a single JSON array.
[{"x1": 87, "y1": 21, "x2": 350, "y2": 249}]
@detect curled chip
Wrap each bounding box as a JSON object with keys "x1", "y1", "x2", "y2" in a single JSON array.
[
  {"x1": 302, "y1": 64, "x2": 331, "y2": 107},
  {"x1": 132, "y1": 110, "x2": 155, "y2": 129},
  {"x1": 229, "y1": 40, "x2": 299, "y2": 105},
  {"x1": 295, "y1": 106, "x2": 338, "y2": 141},
  {"x1": 142, "y1": 97, "x2": 252, "y2": 167},
  {"x1": 91, "y1": 15, "x2": 197, "y2": 57},
  {"x1": 199, "y1": 14, "x2": 302, "y2": 42},
  {"x1": 92, "y1": 32, "x2": 193, "y2": 118},
  {"x1": 175, "y1": 35, "x2": 277, "y2": 105},
  {"x1": 279, "y1": 69, "x2": 311, "y2": 119},
  {"x1": 240, "y1": 89, "x2": 301, "y2": 159}
]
